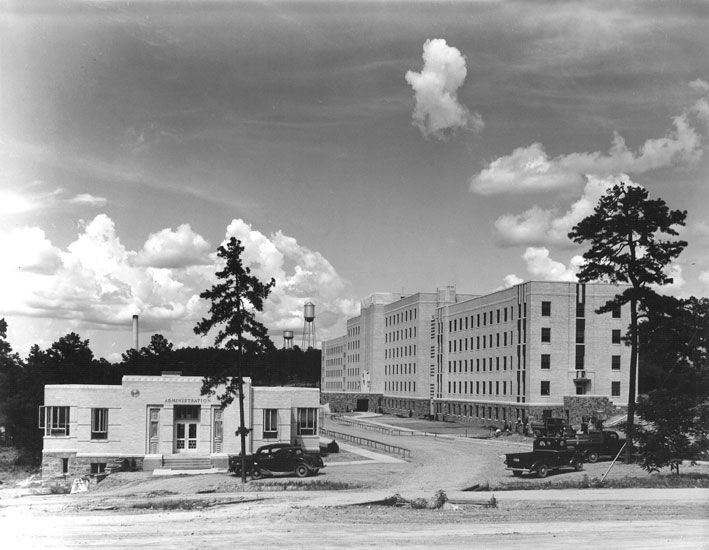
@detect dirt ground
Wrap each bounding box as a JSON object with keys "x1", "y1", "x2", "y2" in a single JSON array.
[{"x1": 2, "y1": 415, "x2": 709, "y2": 548}]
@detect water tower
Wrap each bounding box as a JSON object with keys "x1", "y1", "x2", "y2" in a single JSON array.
[
  {"x1": 283, "y1": 330, "x2": 294, "y2": 349},
  {"x1": 302, "y1": 302, "x2": 316, "y2": 349}
]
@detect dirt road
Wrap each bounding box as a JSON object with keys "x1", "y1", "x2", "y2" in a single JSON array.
[{"x1": 2, "y1": 491, "x2": 707, "y2": 549}]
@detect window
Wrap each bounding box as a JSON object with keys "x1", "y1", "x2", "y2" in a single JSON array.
[
  {"x1": 91, "y1": 408, "x2": 108, "y2": 440},
  {"x1": 612, "y1": 381, "x2": 621, "y2": 396},
  {"x1": 612, "y1": 305, "x2": 621, "y2": 318},
  {"x1": 541, "y1": 327, "x2": 551, "y2": 343},
  {"x1": 612, "y1": 329, "x2": 621, "y2": 344},
  {"x1": 540, "y1": 381, "x2": 550, "y2": 396},
  {"x1": 576, "y1": 319, "x2": 585, "y2": 343},
  {"x1": 91, "y1": 463, "x2": 106, "y2": 474},
  {"x1": 575, "y1": 345, "x2": 585, "y2": 370},
  {"x1": 612, "y1": 355, "x2": 621, "y2": 370},
  {"x1": 39, "y1": 406, "x2": 70, "y2": 436},
  {"x1": 541, "y1": 354, "x2": 550, "y2": 369},
  {"x1": 297, "y1": 408, "x2": 318, "y2": 435},
  {"x1": 541, "y1": 301, "x2": 551, "y2": 316},
  {"x1": 263, "y1": 409, "x2": 278, "y2": 439}
]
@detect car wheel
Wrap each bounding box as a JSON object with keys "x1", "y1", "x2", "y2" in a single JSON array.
[
  {"x1": 295, "y1": 464, "x2": 309, "y2": 478},
  {"x1": 574, "y1": 460, "x2": 583, "y2": 471},
  {"x1": 250, "y1": 468, "x2": 263, "y2": 480},
  {"x1": 587, "y1": 451, "x2": 599, "y2": 463},
  {"x1": 536, "y1": 464, "x2": 549, "y2": 478},
  {"x1": 512, "y1": 471, "x2": 522, "y2": 477}
]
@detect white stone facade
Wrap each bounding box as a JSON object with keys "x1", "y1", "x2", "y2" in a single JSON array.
[
  {"x1": 322, "y1": 282, "x2": 633, "y2": 423},
  {"x1": 40, "y1": 374, "x2": 321, "y2": 477}
]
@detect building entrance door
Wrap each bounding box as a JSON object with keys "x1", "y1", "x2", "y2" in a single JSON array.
[{"x1": 174, "y1": 406, "x2": 200, "y2": 453}]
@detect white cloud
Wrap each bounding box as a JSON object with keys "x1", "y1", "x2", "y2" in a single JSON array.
[
  {"x1": 699, "y1": 271, "x2": 709, "y2": 286},
  {"x1": 493, "y1": 174, "x2": 633, "y2": 247},
  {"x1": 68, "y1": 193, "x2": 108, "y2": 207},
  {"x1": 0, "y1": 215, "x2": 357, "y2": 353},
  {"x1": 498, "y1": 274, "x2": 524, "y2": 290},
  {"x1": 470, "y1": 113, "x2": 701, "y2": 195},
  {"x1": 691, "y1": 97, "x2": 709, "y2": 129},
  {"x1": 224, "y1": 220, "x2": 358, "y2": 337},
  {"x1": 522, "y1": 247, "x2": 583, "y2": 282},
  {"x1": 134, "y1": 224, "x2": 211, "y2": 268},
  {"x1": 655, "y1": 263, "x2": 685, "y2": 295},
  {"x1": 405, "y1": 38, "x2": 483, "y2": 140},
  {"x1": 689, "y1": 78, "x2": 709, "y2": 92}
]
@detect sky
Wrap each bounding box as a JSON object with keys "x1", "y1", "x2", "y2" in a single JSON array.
[{"x1": 1, "y1": 0, "x2": 708, "y2": 361}]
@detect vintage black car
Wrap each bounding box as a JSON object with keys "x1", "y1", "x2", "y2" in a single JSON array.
[
  {"x1": 504, "y1": 437, "x2": 584, "y2": 478},
  {"x1": 229, "y1": 443, "x2": 324, "y2": 479}
]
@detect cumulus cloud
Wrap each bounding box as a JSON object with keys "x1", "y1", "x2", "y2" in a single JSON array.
[
  {"x1": 522, "y1": 247, "x2": 583, "y2": 282},
  {"x1": 0, "y1": 215, "x2": 357, "y2": 353},
  {"x1": 493, "y1": 174, "x2": 634, "y2": 247},
  {"x1": 497, "y1": 274, "x2": 524, "y2": 290},
  {"x1": 470, "y1": 113, "x2": 701, "y2": 195},
  {"x1": 689, "y1": 78, "x2": 709, "y2": 92},
  {"x1": 699, "y1": 271, "x2": 709, "y2": 286},
  {"x1": 405, "y1": 38, "x2": 483, "y2": 140},
  {"x1": 134, "y1": 224, "x2": 211, "y2": 268},
  {"x1": 68, "y1": 193, "x2": 107, "y2": 207},
  {"x1": 224, "y1": 220, "x2": 359, "y2": 336}
]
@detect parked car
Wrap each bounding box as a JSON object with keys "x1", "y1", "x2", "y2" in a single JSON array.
[
  {"x1": 229, "y1": 443, "x2": 324, "y2": 479},
  {"x1": 504, "y1": 437, "x2": 584, "y2": 478},
  {"x1": 575, "y1": 430, "x2": 625, "y2": 463}
]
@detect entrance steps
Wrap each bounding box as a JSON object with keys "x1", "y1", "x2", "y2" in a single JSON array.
[{"x1": 162, "y1": 456, "x2": 213, "y2": 470}]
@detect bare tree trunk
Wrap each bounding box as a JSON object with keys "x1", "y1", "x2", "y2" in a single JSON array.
[
  {"x1": 625, "y1": 294, "x2": 638, "y2": 463},
  {"x1": 237, "y1": 375, "x2": 247, "y2": 484}
]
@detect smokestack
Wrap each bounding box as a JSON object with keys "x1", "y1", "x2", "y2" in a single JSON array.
[{"x1": 132, "y1": 315, "x2": 139, "y2": 350}]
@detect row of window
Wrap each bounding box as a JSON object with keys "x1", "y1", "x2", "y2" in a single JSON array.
[
  {"x1": 325, "y1": 344, "x2": 343, "y2": 356},
  {"x1": 449, "y1": 331, "x2": 514, "y2": 353},
  {"x1": 539, "y1": 381, "x2": 621, "y2": 397},
  {"x1": 385, "y1": 308, "x2": 417, "y2": 327},
  {"x1": 40, "y1": 406, "x2": 320, "y2": 440},
  {"x1": 449, "y1": 306, "x2": 515, "y2": 333},
  {"x1": 448, "y1": 379, "x2": 514, "y2": 396},
  {"x1": 39, "y1": 406, "x2": 107, "y2": 439},
  {"x1": 385, "y1": 363, "x2": 416, "y2": 376},
  {"x1": 540, "y1": 328, "x2": 622, "y2": 344},
  {"x1": 386, "y1": 325, "x2": 417, "y2": 343},
  {"x1": 539, "y1": 353, "x2": 622, "y2": 370},
  {"x1": 386, "y1": 380, "x2": 416, "y2": 393},
  {"x1": 385, "y1": 344, "x2": 417, "y2": 359},
  {"x1": 449, "y1": 356, "x2": 514, "y2": 373}
]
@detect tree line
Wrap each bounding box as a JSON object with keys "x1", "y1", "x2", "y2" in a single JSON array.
[{"x1": 0, "y1": 324, "x2": 320, "y2": 460}]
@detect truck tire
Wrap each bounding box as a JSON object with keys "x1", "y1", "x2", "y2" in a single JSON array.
[
  {"x1": 536, "y1": 464, "x2": 549, "y2": 478},
  {"x1": 587, "y1": 451, "x2": 599, "y2": 463},
  {"x1": 295, "y1": 464, "x2": 309, "y2": 478},
  {"x1": 250, "y1": 468, "x2": 263, "y2": 480}
]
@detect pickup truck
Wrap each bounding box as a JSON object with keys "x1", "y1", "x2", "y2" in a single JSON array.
[
  {"x1": 574, "y1": 430, "x2": 625, "y2": 463},
  {"x1": 504, "y1": 437, "x2": 584, "y2": 478}
]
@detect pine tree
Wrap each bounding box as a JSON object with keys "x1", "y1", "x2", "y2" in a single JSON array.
[
  {"x1": 194, "y1": 237, "x2": 275, "y2": 482},
  {"x1": 569, "y1": 183, "x2": 687, "y2": 462}
]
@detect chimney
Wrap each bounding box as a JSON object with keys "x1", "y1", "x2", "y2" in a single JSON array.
[{"x1": 132, "y1": 315, "x2": 139, "y2": 350}]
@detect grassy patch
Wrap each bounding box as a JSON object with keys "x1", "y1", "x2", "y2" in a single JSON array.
[
  {"x1": 492, "y1": 472, "x2": 709, "y2": 491},
  {"x1": 248, "y1": 479, "x2": 362, "y2": 491},
  {"x1": 0, "y1": 447, "x2": 40, "y2": 484}
]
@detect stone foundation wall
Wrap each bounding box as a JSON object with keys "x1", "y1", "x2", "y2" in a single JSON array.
[
  {"x1": 321, "y1": 392, "x2": 383, "y2": 413},
  {"x1": 563, "y1": 395, "x2": 625, "y2": 427},
  {"x1": 42, "y1": 453, "x2": 144, "y2": 479},
  {"x1": 379, "y1": 397, "x2": 430, "y2": 417}
]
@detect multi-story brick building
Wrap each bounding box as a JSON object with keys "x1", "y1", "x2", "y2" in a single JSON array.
[{"x1": 322, "y1": 282, "x2": 632, "y2": 426}]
